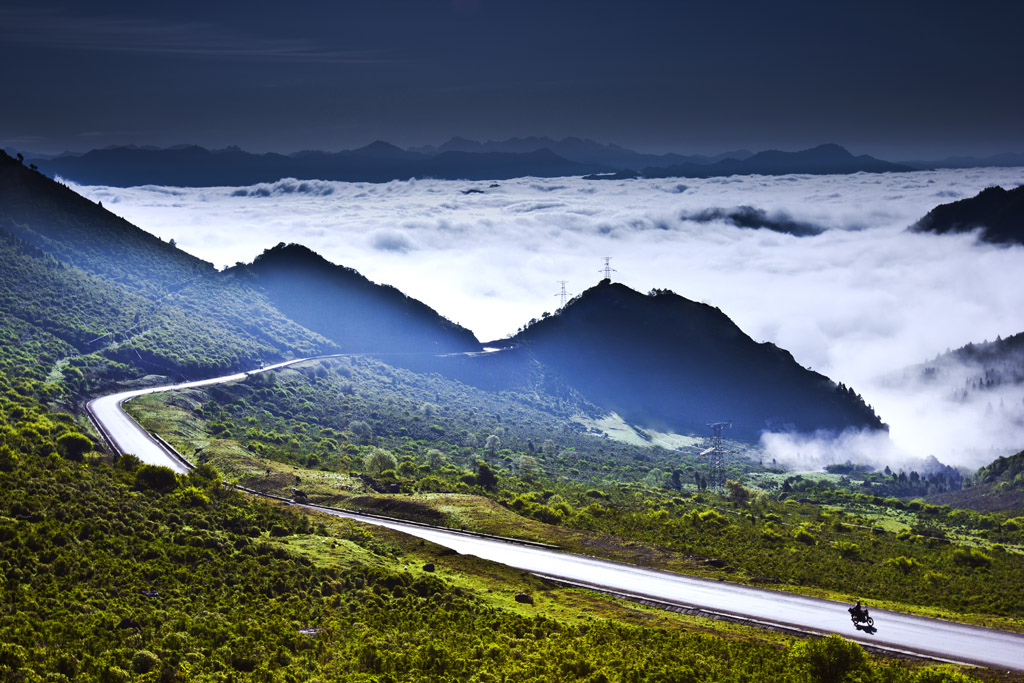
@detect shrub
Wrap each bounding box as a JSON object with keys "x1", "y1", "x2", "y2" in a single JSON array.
[
  {"x1": 911, "y1": 668, "x2": 979, "y2": 682},
  {"x1": 789, "y1": 634, "x2": 869, "y2": 683},
  {"x1": 951, "y1": 547, "x2": 991, "y2": 568},
  {"x1": 131, "y1": 650, "x2": 160, "y2": 675},
  {"x1": 173, "y1": 485, "x2": 210, "y2": 508},
  {"x1": 56, "y1": 432, "x2": 92, "y2": 461},
  {"x1": 134, "y1": 464, "x2": 179, "y2": 493},
  {"x1": 832, "y1": 541, "x2": 861, "y2": 559},
  {"x1": 793, "y1": 527, "x2": 816, "y2": 545},
  {"x1": 884, "y1": 555, "x2": 920, "y2": 574},
  {"x1": 0, "y1": 444, "x2": 17, "y2": 471}
]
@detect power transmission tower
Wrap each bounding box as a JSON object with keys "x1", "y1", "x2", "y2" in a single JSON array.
[
  {"x1": 599, "y1": 257, "x2": 616, "y2": 281},
  {"x1": 700, "y1": 421, "x2": 732, "y2": 490},
  {"x1": 555, "y1": 280, "x2": 569, "y2": 308}
]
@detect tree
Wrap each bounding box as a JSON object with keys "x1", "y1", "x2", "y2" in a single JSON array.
[
  {"x1": 425, "y1": 448, "x2": 446, "y2": 470},
  {"x1": 518, "y1": 455, "x2": 539, "y2": 480},
  {"x1": 348, "y1": 420, "x2": 373, "y2": 444},
  {"x1": 485, "y1": 434, "x2": 500, "y2": 453},
  {"x1": 725, "y1": 479, "x2": 751, "y2": 506},
  {"x1": 363, "y1": 448, "x2": 397, "y2": 477},
  {"x1": 476, "y1": 461, "x2": 498, "y2": 490}
]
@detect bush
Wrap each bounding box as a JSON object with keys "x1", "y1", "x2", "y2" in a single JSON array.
[
  {"x1": 793, "y1": 527, "x2": 816, "y2": 545},
  {"x1": 951, "y1": 547, "x2": 991, "y2": 568},
  {"x1": 0, "y1": 444, "x2": 18, "y2": 471},
  {"x1": 884, "y1": 555, "x2": 920, "y2": 575},
  {"x1": 172, "y1": 485, "x2": 210, "y2": 508},
  {"x1": 789, "y1": 635, "x2": 869, "y2": 683},
  {"x1": 131, "y1": 650, "x2": 160, "y2": 675},
  {"x1": 56, "y1": 432, "x2": 92, "y2": 461},
  {"x1": 134, "y1": 464, "x2": 179, "y2": 493},
  {"x1": 832, "y1": 541, "x2": 861, "y2": 559}
]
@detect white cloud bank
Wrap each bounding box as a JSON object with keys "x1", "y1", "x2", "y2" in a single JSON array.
[{"x1": 71, "y1": 167, "x2": 1024, "y2": 468}]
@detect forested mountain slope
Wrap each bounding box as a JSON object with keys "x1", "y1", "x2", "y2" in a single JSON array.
[
  {"x1": 234, "y1": 243, "x2": 480, "y2": 354},
  {"x1": 910, "y1": 184, "x2": 1024, "y2": 245},
  {"x1": 510, "y1": 281, "x2": 884, "y2": 440}
]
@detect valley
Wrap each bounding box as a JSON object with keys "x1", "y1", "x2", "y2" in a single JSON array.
[{"x1": 3, "y1": 148, "x2": 1024, "y2": 681}]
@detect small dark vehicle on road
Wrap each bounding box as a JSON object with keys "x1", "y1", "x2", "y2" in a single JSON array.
[{"x1": 849, "y1": 601, "x2": 873, "y2": 628}]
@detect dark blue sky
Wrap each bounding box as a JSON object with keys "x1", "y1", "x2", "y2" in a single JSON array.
[{"x1": 2, "y1": 0, "x2": 1021, "y2": 158}]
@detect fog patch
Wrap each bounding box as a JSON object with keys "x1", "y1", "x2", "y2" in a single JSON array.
[
  {"x1": 370, "y1": 230, "x2": 414, "y2": 253},
  {"x1": 760, "y1": 428, "x2": 905, "y2": 472},
  {"x1": 231, "y1": 178, "x2": 336, "y2": 197},
  {"x1": 679, "y1": 206, "x2": 823, "y2": 236}
]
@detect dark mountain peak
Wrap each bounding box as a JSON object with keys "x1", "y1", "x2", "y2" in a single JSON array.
[
  {"x1": 512, "y1": 278, "x2": 883, "y2": 440},
  {"x1": 244, "y1": 242, "x2": 479, "y2": 354},
  {"x1": 253, "y1": 241, "x2": 332, "y2": 268},
  {"x1": 746, "y1": 143, "x2": 853, "y2": 164},
  {"x1": 350, "y1": 140, "x2": 417, "y2": 159},
  {"x1": 644, "y1": 144, "x2": 912, "y2": 179},
  {"x1": 805, "y1": 143, "x2": 853, "y2": 158},
  {"x1": 910, "y1": 184, "x2": 1024, "y2": 245}
]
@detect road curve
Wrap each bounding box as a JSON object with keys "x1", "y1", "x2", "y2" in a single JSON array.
[
  {"x1": 86, "y1": 357, "x2": 328, "y2": 472},
  {"x1": 86, "y1": 360, "x2": 1024, "y2": 673}
]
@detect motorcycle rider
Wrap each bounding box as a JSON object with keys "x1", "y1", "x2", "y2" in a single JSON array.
[{"x1": 849, "y1": 600, "x2": 868, "y2": 620}]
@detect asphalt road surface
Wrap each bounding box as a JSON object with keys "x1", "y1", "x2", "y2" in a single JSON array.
[{"x1": 86, "y1": 360, "x2": 1024, "y2": 672}]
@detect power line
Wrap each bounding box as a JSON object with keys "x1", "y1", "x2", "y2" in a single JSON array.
[
  {"x1": 700, "y1": 421, "x2": 732, "y2": 490},
  {"x1": 598, "y1": 255, "x2": 614, "y2": 280},
  {"x1": 557, "y1": 280, "x2": 573, "y2": 307}
]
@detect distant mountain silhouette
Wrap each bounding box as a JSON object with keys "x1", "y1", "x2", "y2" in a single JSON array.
[
  {"x1": 415, "y1": 135, "x2": 752, "y2": 170},
  {"x1": 909, "y1": 185, "x2": 1024, "y2": 245},
  {"x1": 23, "y1": 140, "x2": 1024, "y2": 186},
  {"x1": 30, "y1": 141, "x2": 925, "y2": 187},
  {"x1": 234, "y1": 243, "x2": 481, "y2": 354},
  {"x1": 884, "y1": 330, "x2": 1024, "y2": 402},
  {"x1": 901, "y1": 151, "x2": 1024, "y2": 170},
  {"x1": 643, "y1": 144, "x2": 913, "y2": 178},
  {"x1": 506, "y1": 280, "x2": 885, "y2": 440},
  {"x1": 35, "y1": 144, "x2": 595, "y2": 187}
]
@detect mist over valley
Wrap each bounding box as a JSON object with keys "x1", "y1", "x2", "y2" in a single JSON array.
[{"x1": 68, "y1": 167, "x2": 1024, "y2": 467}]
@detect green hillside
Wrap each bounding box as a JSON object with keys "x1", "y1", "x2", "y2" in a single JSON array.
[{"x1": 0, "y1": 147, "x2": 1018, "y2": 680}]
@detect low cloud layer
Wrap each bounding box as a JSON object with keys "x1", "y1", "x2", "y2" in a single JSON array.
[
  {"x1": 678, "y1": 206, "x2": 824, "y2": 236},
  {"x1": 71, "y1": 167, "x2": 1024, "y2": 468}
]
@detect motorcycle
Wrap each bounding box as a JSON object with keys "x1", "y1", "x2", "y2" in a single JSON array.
[{"x1": 849, "y1": 607, "x2": 873, "y2": 628}]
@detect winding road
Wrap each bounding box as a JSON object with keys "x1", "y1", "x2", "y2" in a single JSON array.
[{"x1": 86, "y1": 359, "x2": 1024, "y2": 672}]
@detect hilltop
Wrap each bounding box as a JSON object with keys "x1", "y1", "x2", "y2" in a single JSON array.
[
  {"x1": 909, "y1": 184, "x2": 1024, "y2": 245},
  {"x1": 507, "y1": 280, "x2": 884, "y2": 440},
  {"x1": 232, "y1": 243, "x2": 480, "y2": 354}
]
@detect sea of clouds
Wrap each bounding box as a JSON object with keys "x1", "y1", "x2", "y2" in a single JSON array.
[{"x1": 71, "y1": 167, "x2": 1024, "y2": 469}]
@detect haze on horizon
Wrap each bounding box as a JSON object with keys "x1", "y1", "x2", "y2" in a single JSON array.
[{"x1": 2, "y1": 0, "x2": 1023, "y2": 160}]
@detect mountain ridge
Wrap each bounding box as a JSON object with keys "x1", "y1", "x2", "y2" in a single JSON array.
[
  {"x1": 909, "y1": 184, "x2": 1024, "y2": 245},
  {"x1": 507, "y1": 280, "x2": 885, "y2": 440},
  {"x1": 19, "y1": 140, "x2": 963, "y2": 187}
]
